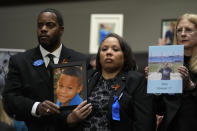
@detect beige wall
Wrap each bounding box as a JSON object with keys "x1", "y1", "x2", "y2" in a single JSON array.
[{"x1": 0, "y1": 0, "x2": 197, "y2": 53}]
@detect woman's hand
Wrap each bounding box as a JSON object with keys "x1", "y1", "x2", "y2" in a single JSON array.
[
  {"x1": 144, "y1": 66, "x2": 149, "y2": 80},
  {"x1": 178, "y1": 66, "x2": 195, "y2": 90},
  {"x1": 67, "y1": 100, "x2": 92, "y2": 124},
  {"x1": 158, "y1": 38, "x2": 167, "y2": 46}
]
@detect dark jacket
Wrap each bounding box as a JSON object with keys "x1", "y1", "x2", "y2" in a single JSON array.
[
  {"x1": 2, "y1": 45, "x2": 88, "y2": 131},
  {"x1": 87, "y1": 70, "x2": 156, "y2": 131},
  {"x1": 157, "y1": 56, "x2": 197, "y2": 131}
]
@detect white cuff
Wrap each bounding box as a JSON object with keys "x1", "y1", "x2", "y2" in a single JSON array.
[{"x1": 31, "y1": 102, "x2": 40, "y2": 117}]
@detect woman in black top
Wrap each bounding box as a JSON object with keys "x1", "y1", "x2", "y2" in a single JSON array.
[
  {"x1": 84, "y1": 33, "x2": 155, "y2": 131},
  {"x1": 145, "y1": 13, "x2": 197, "y2": 131}
]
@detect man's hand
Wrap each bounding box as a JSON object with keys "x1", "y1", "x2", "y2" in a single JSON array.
[
  {"x1": 67, "y1": 100, "x2": 92, "y2": 124},
  {"x1": 37, "y1": 100, "x2": 60, "y2": 116}
]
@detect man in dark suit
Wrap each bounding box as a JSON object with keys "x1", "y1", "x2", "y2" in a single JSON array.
[{"x1": 2, "y1": 8, "x2": 92, "y2": 131}]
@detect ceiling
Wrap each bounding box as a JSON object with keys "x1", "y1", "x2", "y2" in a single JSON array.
[{"x1": 0, "y1": 0, "x2": 96, "y2": 6}]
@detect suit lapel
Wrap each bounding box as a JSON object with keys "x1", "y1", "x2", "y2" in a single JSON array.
[
  {"x1": 108, "y1": 72, "x2": 127, "y2": 120},
  {"x1": 30, "y1": 47, "x2": 50, "y2": 86},
  {"x1": 31, "y1": 46, "x2": 72, "y2": 87},
  {"x1": 115, "y1": 74, "x2": 127, "y2": 96},
  {"x1": 59, "y1": 45, "x2": 71, "y2": 64}
]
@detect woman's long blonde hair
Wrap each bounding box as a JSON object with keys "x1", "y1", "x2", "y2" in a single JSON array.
[
  {"x1": 176, "y1": 13, "x2": 197, "y2": 72},
  {"x1": 0, "y1": 96, "x2": 13, "y2": 125}
]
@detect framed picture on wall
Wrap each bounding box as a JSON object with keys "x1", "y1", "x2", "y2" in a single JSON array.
[
  {"x1": 161, "y1": 19, "x2": 177, "y2": 45},
  {"x1": 0, "y1": 48, "x2": 25, "y2": 94},
  {"x1": 52, "y1": 61, "x2": 87, "y2": 110},
  {"x1": 89, "y1": 14, "x2": 124, "y2": 54}
]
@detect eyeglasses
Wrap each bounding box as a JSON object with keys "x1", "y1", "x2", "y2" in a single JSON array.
[{"x1": 176, "y1": 28, "x2": 197, "y2": 35}]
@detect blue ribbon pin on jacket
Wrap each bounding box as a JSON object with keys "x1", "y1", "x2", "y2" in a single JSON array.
[
  {"x1": 112, "y1": 95, "x2": 120, "y2": 121},
  {"x1": 33, "y1": 59, "x2": 44, "y2": 67}
]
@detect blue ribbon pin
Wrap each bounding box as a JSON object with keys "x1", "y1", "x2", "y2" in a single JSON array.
[
  {"x1": 33, "y1": 59, "x2": 44, "y2": 67},
  {"x1": 112, "y1": 95, "x2": 120, "y2": 121}
]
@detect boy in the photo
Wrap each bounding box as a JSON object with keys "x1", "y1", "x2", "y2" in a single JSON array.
[{"x1": 56, "y1": 66, "x2": 83, "y2": 106}]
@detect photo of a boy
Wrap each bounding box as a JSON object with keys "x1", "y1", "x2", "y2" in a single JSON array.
[{"x1": 56, "y1": 66, "x2": 83, "y2": 106}]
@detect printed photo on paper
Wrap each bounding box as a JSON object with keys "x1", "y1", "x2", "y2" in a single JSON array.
[{"x1": 147, "y1": 45, "x2": 184, "y2": 94}]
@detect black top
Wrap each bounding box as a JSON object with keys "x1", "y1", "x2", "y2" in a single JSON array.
[
  {"x1": 157, "y1": 56, "x2": 197, "y2": 131},
  {"x1": 84, "y1": 70, "x2": 155, "y2": 131},
  {"x1": 84, "y1": 75, "x2": 118, "y2": 130},
  {"x1": 171, "y1": 56, "x2": 197, "y2": 131}
]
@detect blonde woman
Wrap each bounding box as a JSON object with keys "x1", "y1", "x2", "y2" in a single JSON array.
[
  {"x1": 0, "y1": 96, "x2": 15, "y2": 131},
  {"x1": 146, "y1": 13, "x2": 197, "y2": 131}
]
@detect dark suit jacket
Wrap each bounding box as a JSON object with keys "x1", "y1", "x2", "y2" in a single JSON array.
[
  {"x1": 87, "y1": 70, "x2": 156, "y2": 131},
  {"x1": 2, "y1": 45, "x2": 88, "y2": 131}
]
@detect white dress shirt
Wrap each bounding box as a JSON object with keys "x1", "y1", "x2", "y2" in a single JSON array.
[{"x1": 31, "y1": 44, "x2": 62, "y2": 117}]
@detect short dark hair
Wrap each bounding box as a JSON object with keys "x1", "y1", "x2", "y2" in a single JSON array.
[
  {"x1": 62, "y1": 66, "x2": 82, "y2": 85},
  {"x1": 96, "y1": 33, "x2": 137, "y2": 72},
  {"x1": 38, "y1": 8, "x2": 64, "y2": 26}
]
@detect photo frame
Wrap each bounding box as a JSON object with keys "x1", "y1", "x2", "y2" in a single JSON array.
[
  {"x1": 161, "y1": 19, "x2": 177, "y2": 45},
  {"x1": 0, "y1": 48, "x2": 25, "y2": 94},
  {"x1": 89, "y1": 14, "x2": 124, "y2": 54},
  {"x1": 52, "y1": 61, "x2": 87, "y2": 110}
]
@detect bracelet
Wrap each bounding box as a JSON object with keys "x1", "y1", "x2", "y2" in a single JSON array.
[
  {"x1": 191, "y1": 81, "x2": 196, "y2": 89},
  {"x1": 188, "y1": 81, "x2": 196, "y2": 91}
]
